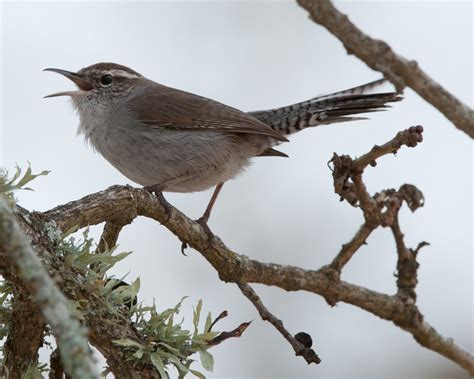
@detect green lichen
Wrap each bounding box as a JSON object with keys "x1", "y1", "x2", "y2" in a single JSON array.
[{"x1": 0, "y1": 164, "x2": 49, "y2": 207}]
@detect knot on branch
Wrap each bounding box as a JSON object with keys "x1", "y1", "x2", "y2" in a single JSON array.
[
  {"x1": 374, "y1": 184, "x2": 424, "y2": 227},
  {"x1": 395, "y1": 241, "x2": 429, "y2": 303},
  {"x1": 329, "y1": 153, "x2": 358, "y2": 206},
  {"x1": 396, "y1": 255, "x2": 420, "y2": 302},
  {"x1": 392, "y1": 303, "x2": 424, "y2": 330},
  {"x1": 397, "y1": 184, "x2": 425, "y2": 212}
]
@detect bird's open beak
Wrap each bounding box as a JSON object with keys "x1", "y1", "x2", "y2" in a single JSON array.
[{"x1": 43, "y1": 68, "x2": 93, "y2": 98}]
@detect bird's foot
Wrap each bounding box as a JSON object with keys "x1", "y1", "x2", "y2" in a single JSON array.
[
  {"x1": 144, "y1": 185, "x2": 172, "y2": 222},
  {"x1": 196, "y1": 216, "x2": 215, "y2": 247}
]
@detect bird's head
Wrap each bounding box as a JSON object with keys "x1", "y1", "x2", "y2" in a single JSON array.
[{"x1": 44, "y1": 62, "x2": 143, "y2": 111}]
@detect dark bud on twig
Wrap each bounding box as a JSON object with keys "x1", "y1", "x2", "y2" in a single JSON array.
[{"x1": 294, "y1": 331, "x2": 313, "y2": 348}]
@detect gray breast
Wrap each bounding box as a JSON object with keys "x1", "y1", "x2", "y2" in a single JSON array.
[{"x1": 81, "y1": 105, "x2": 265, "y2": 192}]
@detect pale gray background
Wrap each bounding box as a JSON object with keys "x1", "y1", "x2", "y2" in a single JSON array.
[{"x1": 1, "y1": 1, "x2": 472, "y2": 378}]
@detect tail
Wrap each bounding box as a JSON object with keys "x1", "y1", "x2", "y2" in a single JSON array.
[{"x1": 248, "y1": 79, "x2": 403, "y2": 136}]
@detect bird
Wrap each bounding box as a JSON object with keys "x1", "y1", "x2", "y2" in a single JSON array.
[{"x1": 44, "y1": 62, "x2": 402, "y2": 229}]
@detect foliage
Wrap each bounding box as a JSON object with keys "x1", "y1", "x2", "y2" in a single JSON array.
[
  {"x1": 0, "y1": 164, "x2": 218, "y2": 377},
  {"x1": 0, "y1": 163, "x2": 49, "y2": 207},
  {"x1": 0, "y1": 164, "x2": 48, "y2": 370},
  {"x1": 59, "y1": 230, "x2": 218, "y2": 378}
]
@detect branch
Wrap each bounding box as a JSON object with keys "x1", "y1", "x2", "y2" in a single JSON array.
[
  {"x1": 41, "y1": 185, "x2": 473, "y2": 373},
  {"x1": 9, "y1": 209, "x2": 161, "y2": 378},
  {"x1": 49, "y1": 348, "x2": 65, "y2": 379},
  {"x1": 0, "y1": 197, "x2": 98, "y2": 379},
  {"x1": 329, "y1": 221, "x2": 374, "y2": 273},
  {"x1": 96, "y1": 211, "x2": 135, "y2": 253},
  {"x1": 296, "y1": 0, "x2": 474, "y2": 138},
  {"x1": 237, "y1": 281, "x2": 321, "y2": 364},
  {"x1": 38, "y1": 125, "x2": 473, "y2": 375},
  {"x1": 3, "y1": 289, "x2": 45, "y2": 378}
]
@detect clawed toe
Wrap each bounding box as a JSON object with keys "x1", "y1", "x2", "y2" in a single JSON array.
[
  {"x1": 144, "y1": 186, "x2": 172, "y2": 222},
  {"x1": 196, "y1": 217, "x2": 215, "y2": 247}
]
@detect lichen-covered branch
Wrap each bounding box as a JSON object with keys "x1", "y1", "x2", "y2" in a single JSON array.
[
  {"x1": 0, "y1": 197, "x2": 98, "y2": 379},
  {"x1": 38, "y1": 127, "x2": 473, "y2": 375},
  {"x1": 296, "y1": 0, "x2": 474, "y2": 138},
  {"x1": 10, "y1": 209, "x2": 161, "y2": 378}
]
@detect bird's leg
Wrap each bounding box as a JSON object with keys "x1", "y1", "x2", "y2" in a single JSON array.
[
  {"x1": 199, "y1": 182, "x2": 225, "y2": 225},
  {"x1": 181, "y1": 183, "x2": 225, "y2": 254}
]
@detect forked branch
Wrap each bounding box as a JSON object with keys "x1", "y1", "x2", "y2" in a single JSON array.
[{"x1": 37, "y1": 126, "x2": 473, "y2": 375}]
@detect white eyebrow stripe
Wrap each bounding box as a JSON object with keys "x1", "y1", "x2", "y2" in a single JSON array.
[{"x1": 108, "y1": 69, "x2": 141, "y2": 79}]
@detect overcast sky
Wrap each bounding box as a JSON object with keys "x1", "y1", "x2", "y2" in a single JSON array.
[{"x1": 1, "y1": 1, "x2": 472, "y2": 378}]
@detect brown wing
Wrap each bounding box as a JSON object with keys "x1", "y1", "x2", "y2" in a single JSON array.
[{"x1": 126, "y1": 82, "x2": 288, "y2": 142}]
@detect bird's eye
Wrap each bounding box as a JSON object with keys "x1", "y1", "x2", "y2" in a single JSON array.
[{"x1": 99, "y1": 74, "x2": 113, "y2": 86}]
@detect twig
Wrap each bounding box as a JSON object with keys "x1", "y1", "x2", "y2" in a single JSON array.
[
  {"x1": 331, "y1": 126, "x2": 423, "y2": 209},
  {"x1": 0, "y1": 197, "x2": 98, "y2": 379},
  {"x1": 330, "y1": 221, "x2": 374, "y2": 273},
  {"x1": 97, "y1": 221, "x2": 125, "y2": 252},
  {"x1": 391, "y1": 216, "x2": 421, "y2": 302},
  {"x1": 237, "y1": 281, "x2": 321, "y2": 364},
  {"x1": 96, "y1": 212, "x2": 135, "y2": 253},
  {"x1": 352, "y1": 126, "x2": 424, "y2": 172},
  {"x1": 329, "y1": 126, "x2": 425, "y2": 271},
  {"x1": 208, "y1": 320, "x2": 252, "y2": 347},
  {"x1": 296, "y1": 0, "x2": 474, "y2": 138}
]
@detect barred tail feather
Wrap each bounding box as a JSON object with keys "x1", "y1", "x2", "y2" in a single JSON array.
[{"x1": 249, "y1": 79, "x2": 403, "y2": 136}]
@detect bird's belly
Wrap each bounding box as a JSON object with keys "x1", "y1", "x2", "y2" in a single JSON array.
[{"x1": 88, "y1": 125, "x2": 265, "y2": 192}]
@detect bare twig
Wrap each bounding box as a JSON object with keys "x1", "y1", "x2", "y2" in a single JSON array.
[
  {"x1": 329, "y1": 126, "x2": 425, "y2": 272},
  {"x1": 237, "y1": 281, "x2": 321, "y2": 364},
  {"x1": 391, "y1": 216, "x2": 424, "y2": 302},
  {"x1": 352, "y1": 126, "x2": 424, "y2": 173},
  {"x1": 97, "y1": 221, "x2": 125, "y2": 252},
  {"x1": 208, "y1": 320, "x2": 252, "y2": 347},
  {"x1": 296, "y1": 0, "x2": 474, "y2": 138},
  {"x1": 331, "y1": 126, "x2": 424, "y2": 210},
  {"x1": 0, "y1": 197, "x2": 98, "y2": 379},
  {"x1": 330, "y1": 221, "x2": 374, "y2": 273}
]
